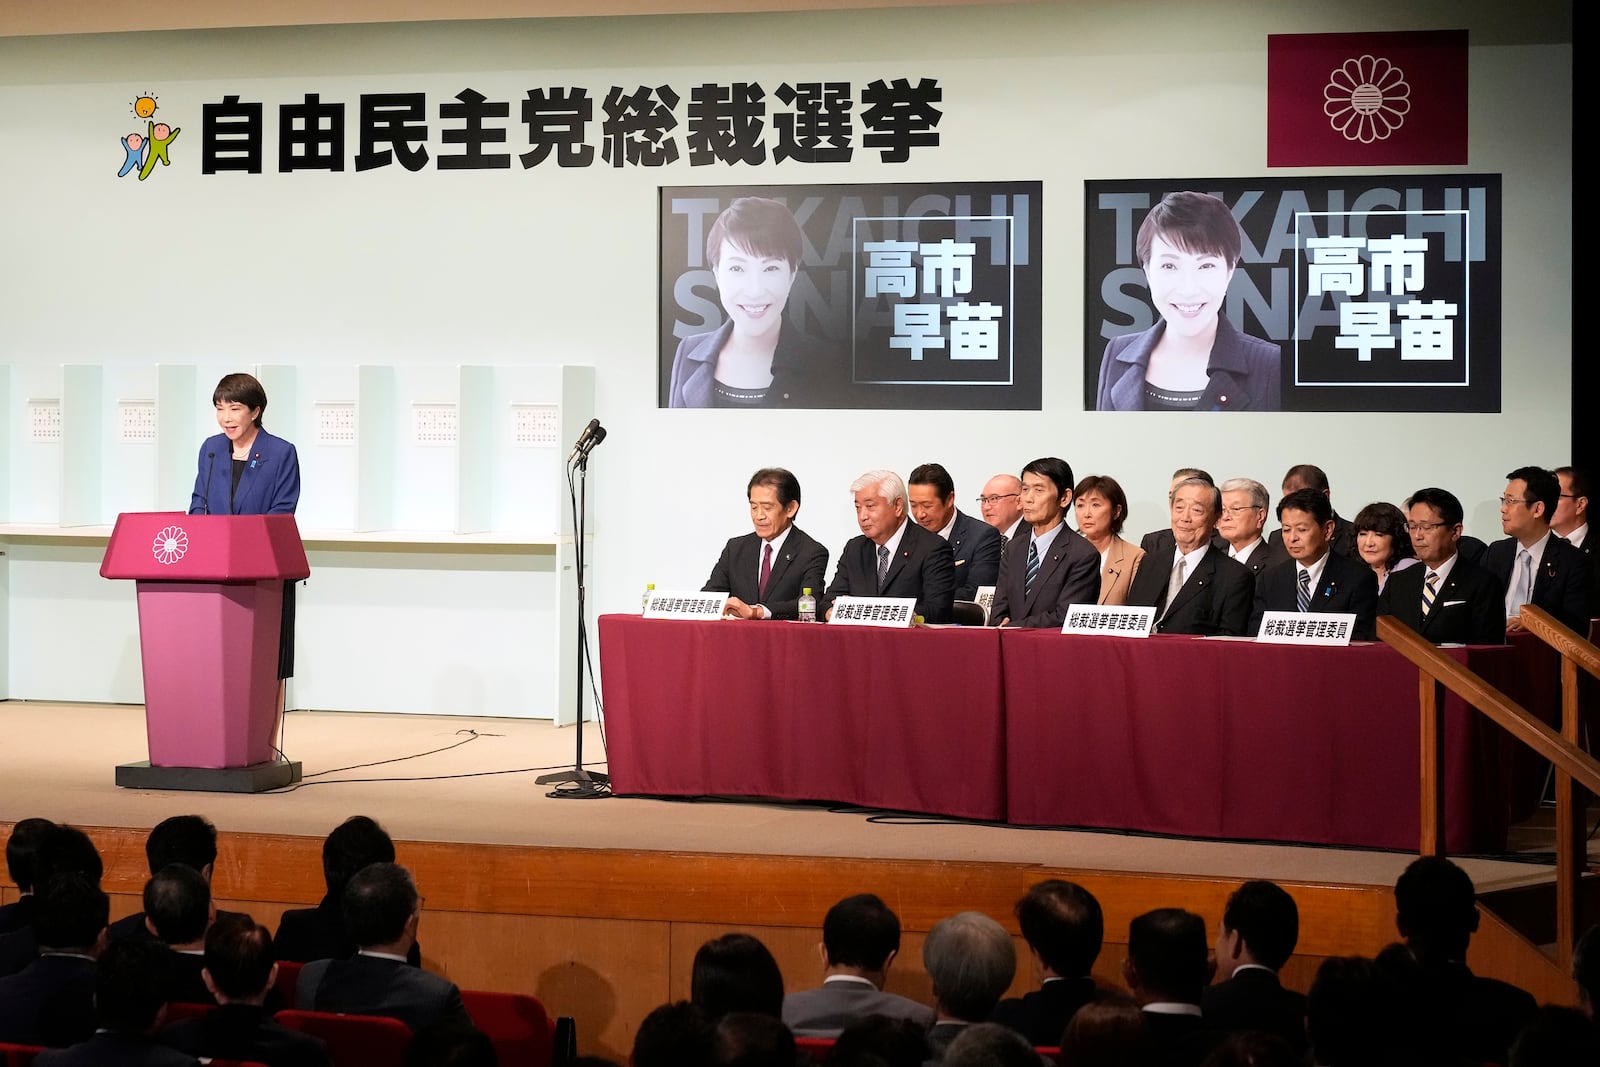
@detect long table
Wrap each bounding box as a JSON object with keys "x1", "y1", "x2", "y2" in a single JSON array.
[{"x1": 598, "y1": 615, "x2": 1520, "y2": 851}]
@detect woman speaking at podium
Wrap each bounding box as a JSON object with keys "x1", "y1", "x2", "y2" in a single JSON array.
[{"x1": 188, "y1": 372, "x2": 302, "y2": 680}]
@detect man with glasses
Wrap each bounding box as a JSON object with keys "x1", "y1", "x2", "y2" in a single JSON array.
[
  {"x1": 1127, "y1": 476, "x2": 1252, "y2": 635},
  {"x1": 1552, "y1": 466, "x2": 1598, "y2": 616},
  {"x1": 1485, "y1": 466, "x2": 1591, "y2": 634},
  {"x1": 977, "y1": 474, "x2": 1026, "y2": 545},
  {"x1": 703, "y1": 467, "x2": 829, "y2": 620},
  {"x1": 1378, "y1": 488, "x2": 1504, "y2": 645},
  {"x1": 1216, "y1": 477, "x2": 1286, "y2": 578}
]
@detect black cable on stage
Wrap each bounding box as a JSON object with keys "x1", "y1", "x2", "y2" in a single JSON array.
[{"x1": 300, "y1": 728, "x2": 502, "y2": 779}]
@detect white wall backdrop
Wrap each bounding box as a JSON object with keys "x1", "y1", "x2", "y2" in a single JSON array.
[{"x1": 0, "y1": 1, "x2": 1574, "y2": 715}]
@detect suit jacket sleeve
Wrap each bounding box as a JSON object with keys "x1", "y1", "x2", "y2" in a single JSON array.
[
  {"x1": 1217, "y1": 562, "x2": 1254, "y2": 637},
  {"x1": 1546, "y1": 540, "x2": 1593, "y2": 634},
  {"x1": 1346, "y1": 563, "x2": 1380, "y2": 640},
  {"x1": 821, "y1": 545, "x2": 855, "y2": 618},
  {"x1": 767, "y1": 536, "x2": 830, "y2": 621},
  {"x1": 702, "y1": 538, "x2": 740, "y2": 596},
  {"x1": 916, "y1": 538, "x2": 957, "y2": 624},
  {"x1": 265, "y1": 436, "x2": 301, "y2": 515},
  {"x1": 1247, "y1": 565, "x2": 1278, "y2": 636},
  {"x1": 188, "y1": 438, "x2": 219, "y2": 515},
  {"x1": 1465, "y1": 567, "x2": 1510, "y2": 644},
  {"x1": 957, "y1": 517, "x2": 1002, "y2": 600}
]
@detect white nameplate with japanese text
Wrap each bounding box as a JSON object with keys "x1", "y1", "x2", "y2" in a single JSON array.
[
  {"x1": 1061, "y1": 605, "x2": 1156, "y2": 637},
  {"x1": 973, "y1": 585, "x2": 995, "y2": 623},
  {"x1": 1255, "y1": 611, "x2": 1357, "y2": 645},
  {"x1": 829, "y1": 596, "x2": 918, "y2": 628},
  {"x1": 643, "y1": 591, "x2": 727, "y2": 620}
]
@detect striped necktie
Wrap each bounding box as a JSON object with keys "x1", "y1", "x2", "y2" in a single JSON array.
[
  {"x1": 1296, "y1": 569, "x2": 1311, "y2": 612},
  {"x1": 1024, "y1": 540, "x2": 1040, "y2": 597},
  {"x1": 876, "y1": 544, "x2": 890, "y2": 591},
  {"x1": 1421, "y1": 571, "x2": 1439, "y2": 618}
]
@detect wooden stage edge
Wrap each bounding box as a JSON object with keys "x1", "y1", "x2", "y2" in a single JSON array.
[{"x1": 1, "y1": 822, "x2": 1578, "y2": 1059}]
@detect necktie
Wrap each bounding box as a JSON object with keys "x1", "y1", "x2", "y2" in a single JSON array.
[
  {"x1": 1296, "y1": 569, "x2": 1311, "y2": 612},
  {"x1": 1161, "y1": 556, "x2": 1185, "y2": 617},
  {"x1": 1421, "y1": 571, "x2": 1439, "y2": 619},
  {"x1": 1024, "y1": 540, "x2": 1040, "y2": 597},
  {"x1": 758, "y1": 543, "x2": 772, "y2": 600},
  {"x1": 1507, "y1": 548, "x2": 1532, "y2": 616},
  {"x1": 876, "y1": 544, "x2": 890, "y2": 591}
]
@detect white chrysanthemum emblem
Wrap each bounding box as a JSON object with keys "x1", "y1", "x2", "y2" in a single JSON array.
[
  {"x1": 1324, "y1": 54, "x2": 1411, "y2": 144},
  {"x1": 152, "y1": 525, "x2": 189, "y2": 565}
]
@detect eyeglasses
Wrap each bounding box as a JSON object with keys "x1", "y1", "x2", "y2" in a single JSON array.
[
  {"x1": 1221, "y1": 505, "x2": 1263, "y2": 515},
  {"x1": 1404, "y1": 521, "x2": 1451, "y2": 533},
  {"x1": 976, "y1": 493, "x2": 1019, "y2": 505},
  {"x1": 1498, "y1": 496, "x2": 1530, "y2": 508}
]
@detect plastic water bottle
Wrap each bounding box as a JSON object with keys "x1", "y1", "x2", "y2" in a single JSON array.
[
  {"x1": 798, "y1": 587, "x2": 816, "y2": 623},
  {"x1": 641, "y1": 582, "x2": 655, "y2": 613}
]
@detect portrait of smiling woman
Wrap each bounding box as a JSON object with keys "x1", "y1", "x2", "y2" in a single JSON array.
[
  {"x1": 1095, "y1": 190, "x2": 1282, "y2": 412},
  {"x1": 668, "y1": 196, "x2": 838, "y2": 408}
]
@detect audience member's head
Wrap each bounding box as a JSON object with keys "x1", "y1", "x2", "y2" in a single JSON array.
[
  {"x1": 342, "y1": 861, "x2": 421, "y2": 950},
  {"x1": 322, "y1": 815, "x2": 398, "y2": 897},
  {"x1": 821, "y1": 893, "x2": 902, "y2": 979},
  {"x1": 1169, "y1": 467, "x2": 1215, "y2": 499},
  {"x1": 825, "y1": 1014, "x2": 931, "y2": 1067},
  {"x1": 94, "y1": 939, "x2": 175, "y2": 1036},
  {"x1": 691, "y1": 933, "x2": 784, "y2": 1021},
  {"x1": 1352, "y1": 501, "x2": 1415, "y2": 573},
  {"x1": 33, "y1": 823, "x2": 104, "y2": 886},
  {"x1": 1502, "y1": 465, "x2": 1560, "y2": 539},
  {"x1": 404, "y1": 1019, "x2": 498, "y2": 1067},
  {"x1": 1060, "y1": 992, "x2": 1153, "y2": 1067},
  {"x1": 1218, "y1": 880, "x2": 1299, "y2": 973},
  {"x1": 32, "y1": 872, "x2": 110, "y2": 953},
  {"x1": 1217, "y1": 477, "x2": 1270, "y2": 550},
  {"x1": 942, "y1": 1021, "x2": 1042, "y2": 1067},
  {"x1": 1508, "y1": 1004, "x2": 1600, "y2": 1067},
  {"x1": 4, "y1": 817, "x2": 54, "y2": 892},
  {"x1": 1394, "y1": 855, "x2": 1478, "y2": 961},
  {"x1": 1015, "y1": 878, "x2": 1103, "y2": 980},
  {"x1": 632, "y1": 1001, "x2": 715, "y2": 1067},
  {"x1": 1552, "y1": 466, "x2": 1590, "y2": 538},
  {"x1": 1124, "y1": 908, "x2": 1211, "y2": 1006},
  {"x1": 1306, "y1": 956, "x2": 1403, "y2": 1067},
  {"x1": 1281, "y1": 464, "x2": 1331, "y2": 498},
  {"x1": 1199, "y1": 1032, "x2": 1302, "y2": 1067},
  {"x1": 143, "y1": 862, "x2": 213, "y2": 947},
  {"x1": 201, "y1": 914, "x2": 276, "y2": 1004},
  {"x1": 712, "y1": 1011, "x2": 796, "y2": 1067},
  {"x1": 922, "y1": 911, "x2": 1016, "y2": 1023},
  {"x1": 1404, "y1": 487, "x2": 1467, "y2": 568},
  {"x1": 1573, "y1": 923, "x2": 1600, "y2": 1019},
  {"x1": 145, "y1": 814, "x2": 218, "y2": 878},
  {"x1": 979, "y1": 473, "x2": 1025, "y2": 533}
]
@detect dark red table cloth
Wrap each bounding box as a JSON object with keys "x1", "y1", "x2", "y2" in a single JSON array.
[
  {"x1": 598, "y1": 615, "x2": 1007, "y2": 820},
  {"x1": 1000, "y1": 632, "x2": 1516, "y2": 851}
]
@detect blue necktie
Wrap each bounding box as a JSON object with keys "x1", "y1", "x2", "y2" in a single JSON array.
[
  {"x1": 1024, "y1": 540, "x2": 1040, "y2": 597},
  {"x1": 1296, "y1": 569, "x2": 1311, "y2": 612}
]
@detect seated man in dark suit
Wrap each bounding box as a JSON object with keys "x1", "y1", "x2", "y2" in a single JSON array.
[
  {"x1": 989, "y1": 457, "x2": 1101, "y2": 629},
  {"x1": 276, "y1": 816, "x2": 420, "y2": 966},
  {"x1": 143, "y1": 864, "x2": 217, "y2": 1006},
  {"x1": 990, "y1": 879, "x2": 1102, "y2": 1046},
  {"x1": 1248, "y1": 488, "x2": 1379, "y2": 639},
  {"x1": 1389, "y1": 855, "x2": 1537, "y2": 1064},
  {"x1": 0, "y1": 817, "x2": 53, "y2": 936},
  {"x1": 1267, "y1": 464, "x2": 1355, "y2": 558},
  {"x1": 1379, "y1": 487, "x2": 1505, "y2": 645},
  {"x1": 1216, "y1": 478, "x2": 1286, "y2": 578},
  {"x1": 703, "y1": 467, "x2": 830, "y2": 621},
  {"x1": 823, "y1": 469, "x2": 955, "y2": 624},
  {"x1": 110, "y1": 815, "x2": 231, "y2": 946},
  {"x1": 295, "y1": 862, "x2": 471, "y2": 1034},
  {"x1": 1488, "y1": 465, "x2": 1593, "y2": 634},
  {"x1": 1139, "y1": 468, "x2": 1217, "y2": 559},
  {"x1": 0, "y1": 873, "x2": 107, "y2": 1048},
  {"x1": 1123, "y1": 909, "x2": 1221, "y2": 1067},
  {"x1": 35, "y1": 939, "x2": 200, "y2": 1067},
  {"x1": 1553, "y1": 466, "x2": 1598, "y2": 617},
  {"x1": 921, "y1": 912, "x2": 1016, "y2": 1060},
  {"x1": 782, "y1": 893, "x2": 933, "y2": 1037},
  {"x1": 1127, "y1": 477, "x2": 1253, "y2": 636},
  {"x1": 0, "y1": 824, "x2": 104, "y2": 979},
  {"x1": 162, "y1": 915, "x2": 330, "y2": 1067},
  {"x1": 907, "y1": 463, "x2": 1001, "y2": 601},
  {"x1": 1202, "y1": 881, "x2": 1306, "y2": 1055}
]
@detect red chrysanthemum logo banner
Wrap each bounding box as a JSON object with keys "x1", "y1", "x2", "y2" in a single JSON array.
[{"x1": 1268, "y1": 30, "x2": 1468, "y2": 167}]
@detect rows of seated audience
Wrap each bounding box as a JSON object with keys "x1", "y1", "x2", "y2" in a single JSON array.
[
  {"x1": 4, "y1": 814, "x2": 1600, "y2": 1066},
  {"x1": 704, "y1": 460, "x2": 1597, "y2": 640}
]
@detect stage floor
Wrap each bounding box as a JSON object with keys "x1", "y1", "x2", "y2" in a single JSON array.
[{"x1": 0, "y1": 700, "x2": 1562, "y2": 892}]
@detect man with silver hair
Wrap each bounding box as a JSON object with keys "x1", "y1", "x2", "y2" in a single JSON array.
[
  {"x1": 1217, "y1": 477, "x2": 1286, "y2": 578},
  {"x1": 1126, "y1": 476, "x2": 1254, "y2": 635},
  {"x1": 922, "y1": 912, "x2": 1017, "y2": 1060},
  {"x1": 822, "y1": 469, "x2": 955, "y2": 623}
]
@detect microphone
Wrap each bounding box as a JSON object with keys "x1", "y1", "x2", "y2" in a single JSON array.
[
  {"x1": 565, "y1": 418, "x2": 601, "y2": 463},
  {"x1": 578, "y1": 424, "x2": 608, "y2": 457},
  {"x1": 203, "y1": 452, "x2": 215, "y2": 515}
]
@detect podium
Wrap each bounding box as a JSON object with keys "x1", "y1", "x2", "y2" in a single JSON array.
[{"x1": 100, "y1": 512, "x2": 311, "y2": 792}]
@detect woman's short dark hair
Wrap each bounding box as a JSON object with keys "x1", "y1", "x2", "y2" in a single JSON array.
[
  {"x1": 1135, "y1": 191, "x2": 1244, "y2": 269},
  {"x1": 706, "y1": 198, "x2": 804, "y2": 271},
  {"x1": 690, "y1": 932, "x2": 784, "y2": 1021},
  {"x1": 1073, "y1": 475, "x2": 1129, "y2": 536},
  {"x1": 212, "y1": 373, "x2": 268, "y2": 429},
  {"x1": 1352, "y1": 501, "x2": 1415, "y2": 569}
]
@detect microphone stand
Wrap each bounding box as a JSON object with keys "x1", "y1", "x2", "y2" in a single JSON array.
[{"x1": 536, "y1": 436, "x2": 611, "y2": 799}]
